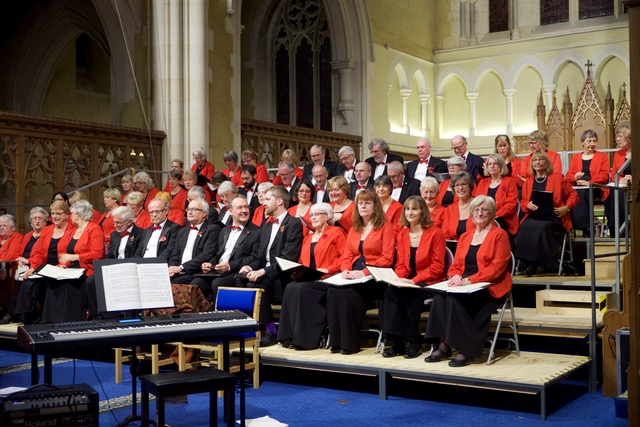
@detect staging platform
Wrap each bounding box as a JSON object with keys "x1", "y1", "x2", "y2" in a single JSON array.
[{"x1": 259, "y1": 345, "x2": 590, "y2": 420}]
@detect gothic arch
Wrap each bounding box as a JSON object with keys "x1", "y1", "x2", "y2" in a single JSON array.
[
  {"x1": 409, "y1": 67, "x2": 429, "y2": 95},
  {"x1": 436, "y1": 66, "x2": 471, "y2": 96},
  {"x1": 471, "y1": 62, "x2": 509, "y2": 93},
  {"x1": 508, "y1": 56, "x2": 547, "y2": 89},
  {"x1": 549, "y1": 52, "x2": 587, "y2": 85},
  {"x1": 243, "y1": 0, "x2": 372, "y2": 136},
  {"x1": 389, "y1": 60, "x2": 410, "y2": 89},
  {"x1": 591, "y1": 46, "x2": 629, "y2": 83}
]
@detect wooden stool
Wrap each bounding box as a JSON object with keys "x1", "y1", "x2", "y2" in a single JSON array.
[{"x1": 140, "y1": 368, "x2": 236, "y2": 427}]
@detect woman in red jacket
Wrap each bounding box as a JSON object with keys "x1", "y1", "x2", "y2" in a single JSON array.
[
  {"x1": 374, "y1": 176, "x2": 402, "y2": 232},
  {"x1": 277, "y1": 203, "x2": 347, "y2": 349},
  {"x1": 41, "y1": 200, "x2": 104, "y2": 323},
  {"x1": 474, "y1": 154, "x2": 519, "y2": 240},
  {"x1": 441, "y1": 172, "x2": 475, "y2": 242},
  {"x1": 326, "y1": 189, "x2": 396, "y2": 354},
  {"x1": 18, "y1": 200, "x2": 76, "y2": 323},
  {"x1": 425, "y1": 195, "x2": 512, "y2": 367},
  {"x1": 604, "y1": 125, "x2": 631, "y2": 237},
  {"x1": 565, "y1": 130, "x2": 610, "y2": 237},
  {"x1": 0, "y1": 214, "x2": 23, "y2": 260},
  {"x1": 514, "y1": 150, "x2": 579, "y2": 276},
  {"x1": 381, "y1": 196, "x2": 446, "y2": 359},
  {"x1": 519, "y1": 130, "x2": 563, "y2": 183}
]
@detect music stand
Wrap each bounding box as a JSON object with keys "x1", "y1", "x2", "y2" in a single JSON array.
[{"x1": 93, "y1": 258, "x2": 174, "y2": 427}]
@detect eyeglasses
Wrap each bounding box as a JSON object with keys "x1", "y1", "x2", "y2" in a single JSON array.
[
  {"x1": 528, "y1": 140, "x2": 540, "y2": 145},
  {"x1": 453, "y1": 183, "x2": 469, "y2": 189},
  {"x1": 186, "y1": 207, "x2": 205, "y2": 213},
  {"x1": 309, "y1": 212, "x2": 327, "y2": 218},
  {"x1": 451, "y1": 143, "x2": 466, "y2": 151},
  {"x1": 113, "y1": 220, "x2": 128, "y2": 226}
]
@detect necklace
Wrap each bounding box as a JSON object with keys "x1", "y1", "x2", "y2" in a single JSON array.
[
  {"x1": 535, "y1": 176, "x2": 547, "y2": 184},
  {"x1": 409, "y1": 230, "x2": 422, "y2": 239},
  {"x1": 459, "y1": 202, "x2": 470, "y2": 209}
]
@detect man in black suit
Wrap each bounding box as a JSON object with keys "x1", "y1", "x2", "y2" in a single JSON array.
[
  {"x1": 348, "y1": 161, "x2": 374, "y2": 200},
  {"x1": 214, "y1": 181, "x2": 237, "y2": 226},
  {"x1": 336, "y1": 146, "x2": 358, "y2": 183},
  {"x1": 167, "y1": 198, "x2": 220, "y2": 285},
  {"x1": 86, "y1": 206, "x2": 145, "y2": 317},
  {"x1": 135, "y1": 198, "x2": 180, "y2": 260},
  {"x1": 311, "y1": 165, "x2": 330, "y2": 203},
  {"x1": 238, "y1": 164, "x2": 260, "y2": 210},
  {"x1": 451, "y1": 135, "x2": 484, "y2": 180},
  {"x1": 365, "y1": 138, "x2": 405, "y2": 179},
  {"x1": 302, "y1": 144, "x2": 339, "y2": 183},
  {"x1": 387, "y1": 161, "x2": 421, "y2": 204},
  {"x1": 191, "y1": 195, "x2": 261, "y2": 300},
  {"x1": 406, "y1": 137, "x2": 447, "y2": 181},
  {"x1": 276, "y1": 160, "x2": 299, "y2": 206},
  {"x1": 239, "y1": 186, "x2": 303, "y2": 346}
]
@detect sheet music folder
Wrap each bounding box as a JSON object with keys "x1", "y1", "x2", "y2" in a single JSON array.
[
  {"x1": 94, "y1": 258, "x2": 174, "y2": 314},
  {"x1": 529, "y1": 190, "x2": 554, "y2": 221}
]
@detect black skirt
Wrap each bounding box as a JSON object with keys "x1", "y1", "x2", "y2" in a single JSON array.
[
  {"x1": 514, "y1": 217, "x2": 565, "y2": 271},
  {"x1": 277, "y1": 280, "x2": 330, "y2": 349}
]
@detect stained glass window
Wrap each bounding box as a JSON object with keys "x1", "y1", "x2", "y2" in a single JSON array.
[
  {"x1": 489, "y1": 0, "x2": 509, "y2": 33},
  {"x1": 540, "y1": 0, "x2": 569, "y2": 25},
  {"x1": 579, "y1": 0, "x2": 614, "y2": 19}
]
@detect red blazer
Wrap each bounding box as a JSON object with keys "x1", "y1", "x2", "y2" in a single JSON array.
[
  {"x1": 612, "y1": 149, "x2": 630, "y2": 179},
  {"x1": 436, "y1": 179, "x2": 457, "y2": 206},
  {"x1": 384, "y1": 200, "x2": 403, "y2": 233},
  {"x1": 339, "y1": 221, "x2": 395, "y2": 275},
  {"x1": 272, "y1": 166, "x2": 303, "y2": 185},
  {"x1": 168, "y1": 208, "x2": 186, "y2": 226},
  {"x1": 474, "y1": 176, "x2": 519, "y2": 235},
  {"x1": 191, "y1": 161, "x2": 215, "y2": 180},
  {"x1": 395, "y1": 226, "x2": 446, "y2": 285},
  {"x1": 252, "y1": 205, "x2": 267, "y2": 227},
  {"x1": 520, "y1": 150, "x2": 563, "y2": 179},
  {"x1": 119, "y1": 192, "x2": 130, "y2": 206},
  {"x1": 429, "y1": 204, "x2": 445, "y2": 228},
  {"x1": 506, "y1": 157, "x2": 523, "y2": 186},
  {"x1": 221, "y1": 167, "x2": 243, "y2": 187},
  {"x1": 28, "y1": 223, "x2": 77, "y2": 271},
  {"x1": 441, "y1": 203, "x2": 474, "y2": 240},
  {"x1": 134, "y1": 210, "x2": 152, "y2": 230},
  {"x1": 565, "y1": 151, "x2": 610, "y2": 185},
  {"x1": 520, "y1": 172, "x2": 579, "y2": 231},
  {"x1": 255, "y1": 164, "x2": 271, "y2": 184},
  {"x1": 171, "y1": 188, "x2": 188, "y2": 213},
  {"x1": 447, "y1": 226, "x2": 512, "y2": 298},
  {"x1": 60, "y1": 222, "x2": 104, "y2": 276},
  {"x1": 143, "y1": 188, "x2": 160, "y2": 210},
  {"x1": 299, "y1": 226, "x2": 346, "y2": 276},
  {"x1": 0, "y1": 231, "x2": 24, "y2": 260},
  {"x1": 331, "y1": 201, "x2": 355, "y2": 231},
  {"x1": 288, "y1": 205, "x2": 313, "y2": 235},
  {"x1": 98, "y1": 212, "x2": 116, "y2": 247}
]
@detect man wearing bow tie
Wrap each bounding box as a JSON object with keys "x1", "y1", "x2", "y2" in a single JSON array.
[
  {"x1": 406, "y1": 137, "x2": 447, "y2": 181},
  {"x1": 238, "y1": 164, "x2": 260, "y2": 210},
  {"x1": 302, "y1": 144, "x2": 339, "y2": 183},
  {"x1": 337, "y1": 146, "x2": 358, "y2": 183},
  {"x1": 86, "y1": 206, "x2": 145, "y2": 317},
  {"x1": 239, "y1": 186, "x2": 303, "y2": 346},
  {"x1": 349, "y1": 161, "x2": 373, "y2": 200},
  {"x1": 387, "y1": 161, "x2": 421, "y2": 204},
  {"x1": 451, "y1": 135, "x2": 484, "y2": 181},
  {"x1": 214, "y1": 181, "x2": 237, "y2": 226},
  {"x1": 311, "y1": 165, "x2": 330, "y2": 203},
  {"x1": 365, "y1": 138, "x2": 404, "y2": 179},
  {"x1": 191, "y1": 195, "x2": 261, "y2": 300},
  {"x1": 168, "y1": 198, "x2": 220, "y2": 284},
  {"x1": 135, "y1": 199, "x2": 180, "y2": 260},
  {"x1": 276, "y1": 161, "x2": 299, "y2": 206}
]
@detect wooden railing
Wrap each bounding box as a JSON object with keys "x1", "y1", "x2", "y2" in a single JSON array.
[
  {"x1": 241, "y1": 119, "x2": 362, "y2": 170},
  {"x1": 0, "y1": 111, "x2": 165, "y2": 229}
]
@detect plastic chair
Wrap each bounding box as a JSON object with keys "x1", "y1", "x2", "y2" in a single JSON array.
[
  {"x1": 177, "y1": 287, "x2": 263, "y2": 391},
  {"x1": 486, "y1": 252, "x2": 520, "y2": 365}
]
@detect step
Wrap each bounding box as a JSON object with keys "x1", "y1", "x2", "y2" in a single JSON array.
[
  {"x1": 583, "y1": 255, "x2": 623, "y2": 280},
  {"x1": 535, "y1": 289, "x2": 615, "y2": 317}
]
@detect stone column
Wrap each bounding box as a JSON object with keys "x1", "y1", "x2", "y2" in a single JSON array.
[
  {"x1": 467, "y1": 92, "x2": 478, "y2": 137},
  {"x1": 504, "y1": 89, "x2": 515, "y2": 134},
  {"x1": 419, "y1": 94, "x2": 430, "y2": 138},
  {"x1": 400, "y1": 88, "x2": 412, "y2": 133}
]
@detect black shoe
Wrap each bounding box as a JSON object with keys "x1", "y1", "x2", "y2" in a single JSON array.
[
  {"x1": 330, "y1": 346, "x2": 341, "y2": 353},
  {"x1": 259, "y1": 332, "x2": 277, "y2": 347},
  {"x1": 382, "y1": 347, "x2": 402, "y2": 358},
  {"x1": 341, "y1": 349, "x2": 359, "y2": 355},
  {"x1": 523, "y1": 264, "x2": 536, "y2": 277},
  {"x1": 448, "y1": 354, "x2": 474, "y2": 367},
  {"x1": 425, "y1": 347, "x2": 452, "y2": 363},
  {"x1": 280, "y1": 339, "x2": 291, "y2": 348},
  {"x1": 404, "y1": 343, "x2": 423, "y2": 359}
]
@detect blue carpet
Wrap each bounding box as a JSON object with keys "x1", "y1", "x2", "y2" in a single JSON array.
[{"x1": 0, "y1": 350, "x2": 626, "y2": 426}]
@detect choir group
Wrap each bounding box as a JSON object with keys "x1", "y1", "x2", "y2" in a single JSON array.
[{"x1": 0, "y1": 126, "x2": 631, "y2": 367}]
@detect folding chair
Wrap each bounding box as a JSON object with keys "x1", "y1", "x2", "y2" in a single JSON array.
[{"x1": 486, "y1": 252, "x2": 520, "y2": 365}]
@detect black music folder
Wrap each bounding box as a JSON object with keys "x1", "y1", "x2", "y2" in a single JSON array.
[{"x1": 529, "y1": 190, "x2": 554, "y2": 221}]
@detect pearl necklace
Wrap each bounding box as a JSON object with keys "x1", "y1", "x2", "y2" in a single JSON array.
[{"x1": 534, "y1": 176, "x2": 547, "y2": 184}]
